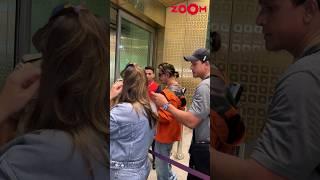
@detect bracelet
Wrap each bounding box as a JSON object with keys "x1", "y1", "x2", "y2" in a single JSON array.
[{"x1": 162, "y1": 102, "x2": 171, "y2": 111}]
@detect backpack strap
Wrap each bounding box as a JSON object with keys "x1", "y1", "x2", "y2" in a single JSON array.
[{"x1": 162, "y1": 86, "x2": 186, "y2": 110}]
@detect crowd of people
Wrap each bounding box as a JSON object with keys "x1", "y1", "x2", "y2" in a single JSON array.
[
  {"x1": 109, "y1": 47, "x2": 212, "y2": 180},
  {"x1": 1, "y1": 0, "x2": 320, "y2": 179}
]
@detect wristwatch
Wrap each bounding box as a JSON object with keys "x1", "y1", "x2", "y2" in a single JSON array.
[{"x1": 162, "y1": 102, "x2": 171, "y2": 111}]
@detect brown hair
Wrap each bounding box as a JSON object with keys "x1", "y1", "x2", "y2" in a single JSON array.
[
  {"x1": 291, "y1": 0, "x2": 320, "y2": 8},
  {"x1": 158, "y1": 63, "x2": 179, "y2": 78},
  {"x1": 28, "y1": 4, "x2": 108, "y2": 172},
  {"x1": 117, "y1": 64, "x2": 157, "y2": 128},
  {"x1": 144, "y1": 66, "x2": 155, "y2": 73}
]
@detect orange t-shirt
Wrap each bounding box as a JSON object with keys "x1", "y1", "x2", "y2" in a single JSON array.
[{"x1": 155, "y1": 88, "x2": 182, "y2": 144}]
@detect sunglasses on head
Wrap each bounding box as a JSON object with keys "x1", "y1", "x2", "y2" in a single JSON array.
[
  {"x1": 32, "y1": 4, "x2": 86, "y2": 52},
  {"x1": 120, "y1": 63, "x2": 137, "y2": 78},
  {"x1": 50, "y1": 4, "x2": 84, "y2": 19}
]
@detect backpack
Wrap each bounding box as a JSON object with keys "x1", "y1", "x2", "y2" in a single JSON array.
[{"x1": 210, "y1": 66, "x2": 245, "y2": 155}]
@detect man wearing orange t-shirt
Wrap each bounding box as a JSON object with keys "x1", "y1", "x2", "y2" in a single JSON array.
[{"x1": 155, "y1": 63, "x2": 186, "y2": 180}]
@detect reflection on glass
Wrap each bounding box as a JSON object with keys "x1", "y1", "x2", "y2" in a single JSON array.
[{"x1": 119, "y1": 19, "x2": 150, "y2": 71}]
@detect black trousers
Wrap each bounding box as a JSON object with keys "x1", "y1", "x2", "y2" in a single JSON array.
[{"x1": 187, "y1": 143, "x2": 210, "y2": 180}]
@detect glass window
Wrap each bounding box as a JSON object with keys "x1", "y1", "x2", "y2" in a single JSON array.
[{"x1": 119, "y1": 18, "x2": 151, "y2": 71}]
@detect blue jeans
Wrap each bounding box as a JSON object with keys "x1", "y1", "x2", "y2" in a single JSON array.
[{"x1": 155, "y1": 141, "x2": 177, "y2": 180}]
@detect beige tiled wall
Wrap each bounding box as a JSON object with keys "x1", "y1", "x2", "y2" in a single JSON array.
[
  {"x1": 161, "y1": 0, "x2": 210, "y2": 106},
  {"x1": 144, "y1": 0, "x2": 166, "y2": 26}
]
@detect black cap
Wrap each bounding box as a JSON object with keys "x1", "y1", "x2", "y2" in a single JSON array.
[{"x1": 184, "y1": 48, "x2": 210, "y2": 62}]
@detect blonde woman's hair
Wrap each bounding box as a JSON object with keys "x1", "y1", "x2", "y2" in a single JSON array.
[{"x1": 116, "y1": 63, "x2": 157, "y2": 128}]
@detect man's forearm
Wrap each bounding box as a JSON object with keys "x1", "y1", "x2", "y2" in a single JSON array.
[
  {"x1": 212, "y1": 149, "x2": 285, "y2": 180},
  {"x1": 167, "y1": 104, "x2": 200, "y2": 128},
  {"x1": 212, "y1": 149, "x2": 251, "y2": 180}
]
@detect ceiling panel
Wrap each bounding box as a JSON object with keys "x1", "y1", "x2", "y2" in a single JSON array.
[{"x1": 157, "y1": 0, "x2": 185, "y2": 7}]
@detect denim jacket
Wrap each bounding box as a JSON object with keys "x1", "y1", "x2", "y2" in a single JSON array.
[{"x1": 110, "y1": 103, "x2": 155, "y2": 180}]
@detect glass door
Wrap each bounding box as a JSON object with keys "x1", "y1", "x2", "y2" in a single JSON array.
[{"x1": 115, "y1": 10, "x2": 155, "y2": 79}]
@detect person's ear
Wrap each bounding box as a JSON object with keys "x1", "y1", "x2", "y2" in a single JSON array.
[{"x1": 303, "y1": 0, "x2": 319, "y2": 24}]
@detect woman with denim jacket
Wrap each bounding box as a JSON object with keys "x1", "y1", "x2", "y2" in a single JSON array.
[{"x1": 110, "y1": 64, "x2": 157, "y2": 180}]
